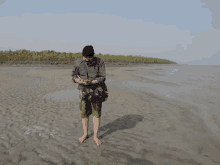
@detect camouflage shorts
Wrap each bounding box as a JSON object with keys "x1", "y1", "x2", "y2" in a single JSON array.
[{"x1": 79, "y1": 90, "x2": 102, "y2": 119}]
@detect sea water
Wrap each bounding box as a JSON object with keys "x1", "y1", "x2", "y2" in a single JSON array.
[{"x1": 107, "y1": 64, "x2": 220, "y2": 142}]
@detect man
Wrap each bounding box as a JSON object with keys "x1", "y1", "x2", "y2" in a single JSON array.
[{"x1": 72, "y1": 45, "x2": 106, "y2": 146}]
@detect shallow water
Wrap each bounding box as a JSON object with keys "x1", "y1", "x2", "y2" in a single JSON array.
[{"x1": 112, "y1": 65, "x2": 220, "y2": 142}]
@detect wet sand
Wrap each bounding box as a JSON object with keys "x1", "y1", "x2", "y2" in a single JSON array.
[{"x1": 0, "y1": 64, "x2": 219, "y2": 165}]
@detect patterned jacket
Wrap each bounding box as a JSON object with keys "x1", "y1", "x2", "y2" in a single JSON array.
[{"x1": 72, "y1": 57, "x2": 106, "y2": 91}]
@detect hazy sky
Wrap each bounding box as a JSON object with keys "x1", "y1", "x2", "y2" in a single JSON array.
[{"x1": 0, "y1": 0, "x2": 219, "y2": 65}]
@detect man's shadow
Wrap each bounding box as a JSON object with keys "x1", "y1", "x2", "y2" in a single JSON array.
[
  {"x1": 87, "y1": 114, "x2": 155, "y2": 165},
  {"x1": 88, "y1": 114, "x2": 145, "y2": 139}
]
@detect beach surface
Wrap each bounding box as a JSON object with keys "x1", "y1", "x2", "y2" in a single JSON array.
[{"x1": 0, "y1": 64, "x2": 219, "y2": 165}]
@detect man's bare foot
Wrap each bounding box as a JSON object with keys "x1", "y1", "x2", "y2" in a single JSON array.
[
  {"x1": 79, "y1": 134, "x2": 89, "y2": 143},
  {"x1": 93, "y1": 137, "x2": 103, "y2": 146}
]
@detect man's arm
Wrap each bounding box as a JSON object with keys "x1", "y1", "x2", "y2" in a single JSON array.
[
  {"x1": 94, "y1": 60, "x2": 106, "y2": 84},
  {"x1": 72, "y1": 59, "x2": 81, "y2": 83}
]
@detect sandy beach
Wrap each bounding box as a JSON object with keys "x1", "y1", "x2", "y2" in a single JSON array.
[{"x1": 0, "y1": 63, "x2": 220, "y2": 165}]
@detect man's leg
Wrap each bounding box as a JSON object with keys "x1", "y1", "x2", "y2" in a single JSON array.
[
  {"x1": 93, "y1": 116, "x2": 102, "y2": 145},
  {"x1": 82, "y1": 117, "x2": 89, "y2": 135},
  {"x1": 79, "y1": 117, "x2": 89, "y2": 143},
  {"x1": 92, "y1": 101, "x2": 103, "y2": 146},
  {"x1": 79, "y1": 98, "x2": 91, "y2": 143}
]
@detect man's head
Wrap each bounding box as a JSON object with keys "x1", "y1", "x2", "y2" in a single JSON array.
[{"x1": 82, "y1": 45, "x2": 94, "y2": 61}]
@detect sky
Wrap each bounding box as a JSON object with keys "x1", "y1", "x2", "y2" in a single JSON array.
[{"x1": 0, "y1": 0, "x2": 219, "y2": 65}]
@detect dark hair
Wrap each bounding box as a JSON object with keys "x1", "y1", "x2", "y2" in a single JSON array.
[{"x1": 82, "y1": 45, "x2": 94, "y2": 57}]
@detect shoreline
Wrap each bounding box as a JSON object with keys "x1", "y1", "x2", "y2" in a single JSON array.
[{"x1": 0, "y1": 62, "x2": 180, "y2": 69}]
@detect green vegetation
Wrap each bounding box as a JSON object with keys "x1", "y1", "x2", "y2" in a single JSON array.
[{"x1": 0, "y1": 49, "x2": 177, "y2": 65}]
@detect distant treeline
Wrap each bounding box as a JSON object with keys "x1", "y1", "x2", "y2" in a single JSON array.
[{"x1": 0, "y1": 49, "x2": 177, "y2": 65}]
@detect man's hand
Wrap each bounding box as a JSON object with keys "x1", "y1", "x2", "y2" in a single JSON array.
[
  {"x1": 92, "y1": 80, "x2": 98, "y2": 84},
  {"x1": 82, "y1": 79, "x2": 92, "y2": 85},
  {"x1": 75, "y1": 78, "x2": 98, "y2": 85},
  {"x1": 75, "y1": 78, "x2": 84, "y2": 84},
  {"x1": 82, "y1": 79, "x2": 98, "y2": 85}
]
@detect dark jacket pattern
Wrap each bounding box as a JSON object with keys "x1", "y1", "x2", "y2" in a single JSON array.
[{"x1": 72, "y1": 57, "x2": 107, "y2": 101}]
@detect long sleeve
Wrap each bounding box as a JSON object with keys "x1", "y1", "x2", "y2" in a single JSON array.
[
  {"x1": 72, "y1": 59, "x2": 80, "y2": 83},
  {"x1": 94, "y1": 60, "x2": 106, "y2": 84}
]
